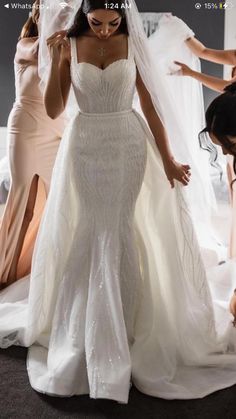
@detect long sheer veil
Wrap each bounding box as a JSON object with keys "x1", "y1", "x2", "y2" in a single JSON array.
[{"x1": 147, "y1": 15, "x2": 224, "y2": 263}]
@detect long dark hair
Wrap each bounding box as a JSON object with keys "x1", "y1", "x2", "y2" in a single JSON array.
[
  {"x1": 67, "y1": 0, "x2": 128, "y2": 38},
  {"x1": 232, "y1": 66, "x2": 236, "y2": 79},
  {"x1": 19, "y1": 0, "x2": 40, "y2": 39},
  {"x1": 199, "y1": 82, "x2": 236, "y2": 181}
]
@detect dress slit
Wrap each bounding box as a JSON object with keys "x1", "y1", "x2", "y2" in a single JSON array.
[{"x1": 0, "y1": 174, "x2": 47, "y2": 284}]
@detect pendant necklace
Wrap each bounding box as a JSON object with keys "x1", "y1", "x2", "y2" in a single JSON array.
[{"x1": 98, "y1": 47, "x2": 107, "y2": 57}]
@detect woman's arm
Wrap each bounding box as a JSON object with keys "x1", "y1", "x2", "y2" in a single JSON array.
[
  {"x1": 174, "y1": 61, "x2": 236, "y2": 93},
  {"x1": 44, "y1": 31, "x2": 71, "y2": 119},
  {"x1": 136, "y1": 70, "x2": 191, "y2": 188},
  {"x1": 185, "y1": 37, "x2": 236, "y2": 66}
]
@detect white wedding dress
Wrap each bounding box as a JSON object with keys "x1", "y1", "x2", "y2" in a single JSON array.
[{"x1": 1, "y1": 35, "x2": 236, "y2": 404}]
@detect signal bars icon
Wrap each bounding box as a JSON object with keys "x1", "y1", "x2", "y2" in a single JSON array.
[
  {"x1": 59, "y1": 2, "x2": 68, "y2": 8},
  {"x1": 59, "y1": 2, "x2": 74, "y2": 9}
]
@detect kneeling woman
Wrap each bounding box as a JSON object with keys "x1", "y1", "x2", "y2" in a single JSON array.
[{"x1": 199, "y1": 83, "x2": 236, "y2": 321}]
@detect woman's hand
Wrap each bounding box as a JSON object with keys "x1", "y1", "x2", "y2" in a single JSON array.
[
  {"x1": 44, "y1": 30, "x2": 71, "y2": 119},
  {"x1": 163, "y1": 158, "x2": 191, "y2": 188},
  {"x1": 171, "y1": 61, "x2": 193, "y2": 77},
  {"x1": 47, "y1": 30, "x2": 69, "y2": 64}
]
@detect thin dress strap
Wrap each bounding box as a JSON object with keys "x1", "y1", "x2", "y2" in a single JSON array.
[
  {"x1": 128, "y1": 35, "x2": 133, "y2": 60},
  {"x1": 70, "y1": 37, "x2": 77, "y2": 62}
]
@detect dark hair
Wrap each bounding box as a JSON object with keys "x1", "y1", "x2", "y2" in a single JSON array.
[
  {"x1": 232, "y1": 66, "x2": 236, "y2": 79},
  {"x1": 19, "y1": 0, "x2": 39, "y2": 39},
  {"x1": 199, "y1": 82, "x2": 236, "y2": 182},
  {"x1": 67, "y1": 0, "x2": 128, "y2": 38}
]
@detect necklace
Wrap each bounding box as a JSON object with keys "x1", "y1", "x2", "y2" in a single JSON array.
[{"x1": 97, "y1": 47, "x2": 107, "y2": 57}]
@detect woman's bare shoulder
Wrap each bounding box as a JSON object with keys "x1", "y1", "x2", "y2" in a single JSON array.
[
  {"x1": 18, "y1": 36, "x2": 39, "y2": 45},
  {"x1": 15, "y1": 37, "x2": 39, "y2": 63}
]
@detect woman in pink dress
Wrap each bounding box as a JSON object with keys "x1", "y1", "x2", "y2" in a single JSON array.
[{"x1": 0, "y1": 0, "x2": 65, "y2": 288}]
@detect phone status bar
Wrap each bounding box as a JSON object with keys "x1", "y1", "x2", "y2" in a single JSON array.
[{"x1": 195, "y1": 2, "x2": 235, "y2": 9}]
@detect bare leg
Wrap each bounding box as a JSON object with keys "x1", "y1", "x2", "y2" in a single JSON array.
[
  {"x1": 16, "y1": 177, "x2": 47, "y2": 280},
  {"x1": 7, "y1": 175, "x2": 39, "y2": 285}
]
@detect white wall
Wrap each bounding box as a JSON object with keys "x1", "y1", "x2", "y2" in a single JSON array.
[
  {"x1": 0, "y1": 127, "x2": 7, "y2": 159},
  {"x1": 224, "y1": 2, "x2": 236, "y2": 78}
]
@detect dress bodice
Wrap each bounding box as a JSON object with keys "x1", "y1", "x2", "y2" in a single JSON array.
[
  {"x1": 70, "y1": 36, "x2": 137, "y2": 113},
  {"x1": 14, "y1": 61, "x2": 43, "y2": 104},
  {"x1": 14, "y1": 38, "x2": 44, "y2": 104}
]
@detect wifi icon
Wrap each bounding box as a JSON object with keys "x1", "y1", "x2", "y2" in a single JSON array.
[{"x1": 59, "y1": 2, "x2": 68, "y2": 8}]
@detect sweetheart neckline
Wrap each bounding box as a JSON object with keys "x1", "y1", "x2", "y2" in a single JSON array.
[{"x1": 75, "y1": 58, "x2": 130, "y2": 72}]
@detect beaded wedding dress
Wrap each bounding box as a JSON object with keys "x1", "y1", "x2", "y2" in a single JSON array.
[{"x1": 1, "y1": 35, "x2": 236, "y2": 404}]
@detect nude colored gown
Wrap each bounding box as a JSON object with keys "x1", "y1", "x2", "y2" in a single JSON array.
[{"x1": 0, "y1": 37, "x2": 65, "y2": 286}]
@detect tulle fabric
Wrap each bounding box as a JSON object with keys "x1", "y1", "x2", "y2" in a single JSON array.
[
  {"x1": 149, "y1": 15, "x2": 230, "y2": 267},
  {"x1": 1, "y1": 113, "x2": 236, "y2": 401},
  {"x1": 148, "y1": 14, "x2": 216, "y2": 217}
]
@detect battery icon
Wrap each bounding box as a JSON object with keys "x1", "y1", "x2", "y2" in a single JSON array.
[{"x1": 219, "y1": 2, "x2": 224, "y2": 8}]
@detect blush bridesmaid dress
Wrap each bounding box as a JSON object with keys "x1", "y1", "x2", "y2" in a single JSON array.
[{"x1": 0, "y1": 37, "x2": 66, "y2": 287}]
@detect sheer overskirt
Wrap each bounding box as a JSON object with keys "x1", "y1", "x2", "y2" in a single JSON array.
[{"x1": 1, "y1": 110, "x2": 236, "y2": 401}]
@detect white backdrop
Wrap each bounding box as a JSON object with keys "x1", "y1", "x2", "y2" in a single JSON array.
[
  {"x1": 0, "y1": 128, "x2": 7, "y2": 159},
  {"x1": 224, "y1": 1, "x2": 236, "y2": 78}
]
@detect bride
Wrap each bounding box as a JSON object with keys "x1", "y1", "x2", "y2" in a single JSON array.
[{"x1": 1, "y1": 0, "x2": 236, "y2": 404}]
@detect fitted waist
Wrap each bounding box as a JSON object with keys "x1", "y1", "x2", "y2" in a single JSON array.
[
  {"x1": 78, "y1": 108, "x2": 133, "y2": 118},
  {"x1": 14, "y1": 96, "x2": 44, "y2": 106}
]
